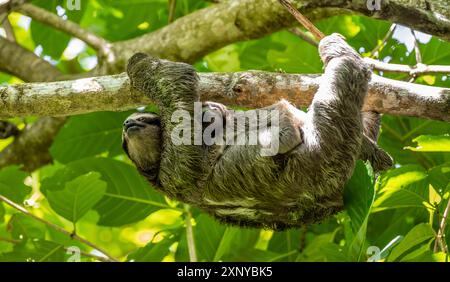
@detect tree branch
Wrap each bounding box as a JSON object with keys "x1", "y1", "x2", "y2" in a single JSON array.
[
  {"x1": 2, "y1": 0, "x2": 449, "y2": 173},
  {"x1": 364, "y1": 58, "x2": 450, "y2": 76},
  {"x1": 105, "y1": 0, "x2": 449, "y2": 73},
  {"x1": 0, "y1": 70, "x2": 448, "y2": 121},
  {"x1": 1, "y1": 17, "x2": 16, "y2": 42},
  {"x1": 370, "y1": 23, "x2": 397, "y2": 58},
  {"x1": 15, "y1": 4, "x2": 111, "y2": 55},
  {"x1": 435, "y1": 199, "x2": 450, "y2": 253},
  {"x1": 0, "y1": 37, "x2": 62, "y2": 82},
  {"x1": 0, "y1": 116, "x2": 66, "y2": 171},
  {"x1": 0, "y1": 38, "x2": 66, "y2": 171}
]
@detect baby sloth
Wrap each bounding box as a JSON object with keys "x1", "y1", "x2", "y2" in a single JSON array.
[{"x1": 122, "y1": 34, "x2": 393, "y2": 230}]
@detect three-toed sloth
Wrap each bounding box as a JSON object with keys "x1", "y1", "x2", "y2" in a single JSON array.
[{"x1": 122, "y1": 33, "x2": 393, "y2": 230}]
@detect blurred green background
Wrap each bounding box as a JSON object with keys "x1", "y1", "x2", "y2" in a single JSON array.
[{"x1": 0, "y1": 0, "x2": 449, "y2": 262}]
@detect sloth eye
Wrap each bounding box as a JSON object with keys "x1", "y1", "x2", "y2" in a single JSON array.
[{"x1": 136, "y1": 116, "x2": 160, "y2": 126}]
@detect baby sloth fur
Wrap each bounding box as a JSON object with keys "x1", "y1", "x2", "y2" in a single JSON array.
[{"x1": 122, "y1": 34, "x2": 393, "y2": 230}]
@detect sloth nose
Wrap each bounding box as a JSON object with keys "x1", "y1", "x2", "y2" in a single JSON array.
[
  {"x1": 123, "y1": 119, "x2": 140, "y2": 130},
  {"x1": 123, "y1": 119, "x2": 133, "y2": 127}
]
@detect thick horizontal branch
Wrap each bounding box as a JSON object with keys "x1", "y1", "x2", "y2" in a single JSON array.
[
  {"x1": 0, "y1": 37, "x2": 62, "y2": 82},
  {"x1": 0, "y1": 72, "x2": 448, "y2": 121}
]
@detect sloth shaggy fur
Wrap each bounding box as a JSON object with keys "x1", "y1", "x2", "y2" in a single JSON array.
[{"x1": 122, "y1": 34, "x2": 393, "y2": 230}]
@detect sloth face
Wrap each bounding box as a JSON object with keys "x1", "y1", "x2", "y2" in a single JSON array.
[{"x1": 122, "y1": 112, "x2": 162, "y2": 180}]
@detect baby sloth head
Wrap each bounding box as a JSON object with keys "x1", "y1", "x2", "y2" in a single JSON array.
[{"x1": 122, "y1": 112, "x2": 162, "y2": 181}]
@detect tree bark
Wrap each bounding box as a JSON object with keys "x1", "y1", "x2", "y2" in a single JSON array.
[{"x1": 1, "y1": 71, "x2": 448, "y2": 121}]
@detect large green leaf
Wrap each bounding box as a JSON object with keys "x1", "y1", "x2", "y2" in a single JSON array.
[
  {"x1": 50, "y1": 111, "x2": 133, "y2": 163},
  {"x1": 373, "y1": 165, "x2": 429, "y2": 212},
  {"x1": 388, "y1": 223, "x2": 435, "y2": 261},
  {"x1": 267, "y1": 31, "x2": 321, "y2": 73},
  {"x1": 343, "y1": 161, "x2": 375, "y2": 261},
  {"x1": 127, "y1": 235, "x2": 176, "y2": 262},
  {"x1": 379, "y1": 116, "x2": 450, "y2": 166},
  {"x1": 0, "y1": 240, "x2": 65, "y2": 262},
  {"x1": 41, "y1": 158, "x2": 167, "y2": 226},
  {"x1": 47, "y1": 172, "x2": 107, "y2": 223},
  {"x1": 268, "y1": 229, "x2": 301, "y2": 261},
  {"x1": 428, "y1": 163, "x2": 450, "y2": 193},
  {"x1": 191, "y1": 214, "x2": 226, "y2": 261},
  {"x1": 7, "y1": 214, "x2": 46, "y2": 240},
  {"x1": 220, "y1": 228, "x2": 260, "y2": 261},
  {"x1": 174, "y1": 214, "x2": 259, "y2": 262},
  {"x1": 0, "y1": 166, "x2": 31, "y2": 204},
  {"x1": 405, "y1": 135, "x2": 450, "y2": 152},
  {"x1": 296, "y1": 233, "x2": 346, "y2": 262}
]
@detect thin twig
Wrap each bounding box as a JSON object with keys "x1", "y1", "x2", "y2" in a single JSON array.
[
  {"x1": 435, "y1": 199, "x2": 450, "y2": 253},
  {"x1": 410, "y1": 29, "x2": 422, "y2": 64},
  {"x1": 15, "y1": 4, "x2": 111, "y2": 55},
  {"x1": 277, "y1": 0, "x2": 324, "y2": 40},
  {"x1": 288, "y1": 27, "x2": 318, "y2": 46},
  {"x1": 370, "y1": 24, "x2": 397, "y2": 58},
  {"x1": 184, "y1": 204, "x2": 197, "y2": 262},
  {"x1": 364, "y1": 57, "x2": 450, "y2": 75},
  {"x1": 408, "y1": 29, "x2": 422, "y2": 82},
  {"x1": 168, "y1": 0, "x2": 177, "y2": 23},
  {"x1": 0, "y1": 236, "x2": 21, "y2": 244},
  {"x1": 0, "y1": 194, "x2": 119, "y2": 262}
]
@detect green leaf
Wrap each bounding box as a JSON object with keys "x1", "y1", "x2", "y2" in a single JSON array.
[
  {"x1": 267, "y1": 31, "x2": 321, "y2": 73},
  {"x1": 0, "y1": 203, "x2": 4, "y2": 223},
  {"x1": 219, "y1": 228, "x2": 260, "y2": 261},
  {"x1": 30, "y1": 0, "x2": 86, "y2": 59},
  {"x1": 399, "y1": 243, "x2": 434, "y2": 262},
  {"x1": 428, "y1": 163, "x2": 450, "y2": 193},
  {"x1": 50, "y1": 112, "x2": 133, "y2": 163},
  {"x1": 41, "y1": 158, "x2": 167, "y2": 226},
  {"x1": 388, "y1": 223, "x2": 435, "y2": 261},
  {"x1": 7, "y1": 214, "x2": 46, "y2": 240},
  {"x1": 192, "y1": 214, "x2": 226, "y2": 261},
  {"x1": 379, "y1": 116, "x2": 450, "y2": 166},
  {"x1": 405, "y1": 135, "x2": 450, "y2": 152},
  {"x1": 127, "y1": 236, "x2": 176, "y2": 262},
  {"x1": 213, "y1": 228, "x2": 239, "y2": 261},
  {"x1": 268, "y1": 229, "x2": 301, "y2": 261},
  {"x1": 84, "y1": 0, "x2": 169, "y2": 42},
  {"x1": 47, "y1": 172, "x2": 107, "y2": 223},
  {"x1": 373, "y1": 165, "x2": 429, "y2": 212},
  {"x1": 343, "y1": 161, "x2": 375, "y2": 261},
  {"x1": 0, "y1": 240, "x2": 65, "y2": 262},
  {"x1": 0, "y1": 166, "x2": 31, "y2": 204},
  {"x1": 229, "y1": 249, "x2": 281, "y2": 262},
  {"x1": 296, "y1": 233, "x2": 345, "y2": 262}
]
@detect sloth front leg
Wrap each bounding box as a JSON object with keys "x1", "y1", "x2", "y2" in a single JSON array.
[{"x1": 304, "y1": 33, "x2": 371, "y2": 170}]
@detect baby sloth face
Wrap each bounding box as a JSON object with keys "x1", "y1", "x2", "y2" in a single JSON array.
[{"x1": 122, "y1": 112, "x2": 162, "y2": 180}]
